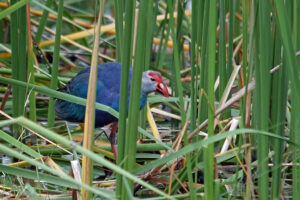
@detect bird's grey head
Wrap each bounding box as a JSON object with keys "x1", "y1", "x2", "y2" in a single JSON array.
[{"x1": 141, "y1": 70, "x2": 169, "y2": 97}]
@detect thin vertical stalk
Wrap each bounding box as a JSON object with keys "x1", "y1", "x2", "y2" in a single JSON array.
[
  {"x1": 242, "y1": 0, "x2": 251, "y2": 91},
  {"x1": 81, "y1": 1, "x2": 105, "y2": 199},
  {"x1": 196, "y1": 0, "x2": 205, "y2": 55},
  {"x1": 224, "y1": 0, "x2": 236, "y2": 119},
  {"x1": 275, "y1": 0, "x2": 300, "y2": 198},
  {"x1": 293, "y1": 8, "x2": 300, "y2": 196},
  {"x1": 116, "y1": 0, "x2": 136, "y2": 197},
  {"x1": 175, "y1": 1, "x2": 185, "y2": 54},
  {"x1": 227, "y1": 0, "x2": 236, "y2": 80},
  {"x1": 10, "y1": 0, "x2": 27, "y2": 138},
  {"x1": 255, "y1": 0, "x2": 272, "y2": 199},
  {"x1": 291, "y1": 89, "x2": 300, "y2": 200},
  {"x1": 293, "y1": 4, "x2": 300, "y2": 199},
  {"x1": 294, "y1": 0, "x2": 300, "y2": 56},
  {"x1": 156, "y1": 20, "x2": 170, "y2": 69},
  {"x1": 240, "y1": 0, "x2": 250, "y2": 127},
  {"x1": 35, "y1": 0, "x2": 52, "y2": 43},
  {"x1": 275, "y1": 0, "x2": 300, "y2": 100},
  {"x1": 190, "y1": 0, "x2": 198, "y2": 131},
  {"x1": 47, "y1": 0, "x2": 64, "y2": 128},
  {"x1": 214, "y1": 179, "x2": 220, "y2": 199},
  {"x1": 270, "y1": 28, "x2": 287, "y2": 199},
  {"x1": 204, "y1": 0, "x2": 217, "y2": 199},
  {"x1": 139, "y1": 0, "x2": 154, "y2": 130},
  {"x1": 198, "y1": 0, "x2": 209, "y2": 124},
  {"x1": 218, "y1": 0, "x2": 226, "y2": 105},
  {"x1": 190, "y1": 0, "x2": 201, "y2": 197},
  {"x1": 166, "y1": 0, "x2": 186, "y2": 124},
  {"x1": 114, "y1": 0, "x2": 124, "y2": 61},
  {"x1": 121, "y1": 1, "x2": 151, "y2": 198},
  {"x1": 166, "y1": 0, "x2": 195, "y2": 199},
  {"x1": 26, "y1": 3, "x2": 37, "y2": 144},
  {"x1": 193, "y1": 0, "x2": 204, "y2": 190},
  {"x1": 241, "y1": 0, "x2": 252, "y2": 199},
  {"x1": 195, "y1": 0, "x2": 204, "y2": 126},
  {"x1": 0, "y1": 20, "x2": 3, "y2": 43}
]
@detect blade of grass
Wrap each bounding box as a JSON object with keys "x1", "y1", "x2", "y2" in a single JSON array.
[
  {"x1": 146, "y1": 103, "x2": 164, "y2": 154},
  {"x1": 116, "y1": 0, "x2": 136, "y2": 197},
  {"x1": 198, "y1": 0, "x2": 209, "y2": 125},
  {"x1": 0, "y1": 143, "x2": 115, "y2": 199},
  {"x1": 0, "y1": 130, "x2": 41, "y2": 158},
  {"x1": 241, "y1": 0, "x2": 252, "y2": 198},
  {"x1": 166, "y1": 1, "x2": 194, "y2": 198},
  {"x1": 218, "y1": 0, "x2": 226, "y2": 104},
  {"x1": 0, "y1": 0, "x2": 30, "y2": 20},
  {"x1": 10, "y1": 0, "x2": 27, "y2": 138},
  {"x1": 138, "y1": 0, "x2": 155, "y2": 130},
  {"x1": 252, "y1": 1, "x2": 272, "y2": 198},
  {"x1": 31, "y1": 0, "x2": 87, "y2": 32},
  {"x1": 204, "y1": 0, "x2": 217, "y2": 199},
  {"x1": 166, "y1": 0, "x2": 186, "y2": 124},
  {"x1": 270, "y1": 22, "x2": 288, "y2": 199},
  {"x1": 274, "y1": 0, "x2": 300, "y2": 100},
  {"x1": 227, "y1": 0, "x2": 237, "y2": 85},
  {"x1": 81, "y1": 1, "x2": 105, "y2": 199},
  {"x1": 26, "y1": 3, "x2": 37, "y2": 144},
  {"x1": 0, "y1": 117, "x2": 174, "y2": 200},
  {"x1": 193, "y1": 0, "x2": 204, "y2": 192},
  {"x1": 135, "y1": 128, "x2": 293, "y2": 174},
  {"x1": 47, "y1": 0, "x2": 64, "y2": 128},
  {"x1": 0, "y1": 164, "x2": 79, "y2": 189},
  {"x1": 292, "y1": 1, "x2": 300, "y2": 198},
  {"x1": 275, "y1": 1, "x2": 300, "y2": 199},
  {"x1": 122, "y1": 0, "x2": 153, "y2": 198},
  {"x1": 190, "y1": 0, "x2": 198, "y2": 131},
  {"x1": 35, "y1": 0, "x2": 52, "y2": 43},
  {"x1": 114, "y1": 0, "x2": 124, "y2": 61}
]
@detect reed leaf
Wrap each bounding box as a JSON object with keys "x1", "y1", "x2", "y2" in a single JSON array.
[
  {"x1": 204, "y1": 0, "x2": 217, "y2": 199},
  {"x1": 116, "y1": 0, "x2": 136, "y2": 197},
  {"x1": 47, "y1": 0, "x2": 64, "y2": 128},
  {"x1": 0, "y1": 0, "x2": 30, "y2": 20},
  {"x1": 10, "y1": 0, "x2": 27, "y2": 138},
  {"x1": 81, "y1": 1, "x2": 104, "y2": 198},
  {"x1": 0, "y1": 117, "x2": 174, "y2": 199}
]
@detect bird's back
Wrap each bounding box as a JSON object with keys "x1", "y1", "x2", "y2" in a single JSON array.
[{"x1": 55, "y1": 62, "x2": 132, "y2": 127}]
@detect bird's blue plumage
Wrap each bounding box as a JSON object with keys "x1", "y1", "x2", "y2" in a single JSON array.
[{"x1": 55, "y1": 62, "x2": 149, "y2": 127}]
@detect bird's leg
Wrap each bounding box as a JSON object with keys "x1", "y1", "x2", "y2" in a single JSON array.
[{"x1": 109, "y1": 122, "x2": 118, "y2": 160}]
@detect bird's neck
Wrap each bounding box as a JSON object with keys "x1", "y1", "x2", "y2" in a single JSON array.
[{"x1": 139, "y1": 91, "x2": 148, "y2": 109}]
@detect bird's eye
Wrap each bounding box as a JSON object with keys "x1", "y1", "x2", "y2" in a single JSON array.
[{"x1": 150, "y1": 78, "x2": 155, "y2": 81}]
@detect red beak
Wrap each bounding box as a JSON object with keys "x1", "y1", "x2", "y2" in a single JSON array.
[
  {"x1": 148, "y1": 71, "x2": 170, "y2": 97},
  {"x1": 156, "y1": 82, "x2": 169, "y2": 97}
]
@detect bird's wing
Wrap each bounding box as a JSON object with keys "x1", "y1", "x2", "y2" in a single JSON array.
[
  {"x1": 65, "y1": 68, "x2": 103, "y2": 99},
  {"x1": 96, "y1": 67, "x2": 122, "y2": 110}
]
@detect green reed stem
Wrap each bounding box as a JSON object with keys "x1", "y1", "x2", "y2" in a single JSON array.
[
  {"x1": 116, "y1": 0, "x2": 136, "y2": 197},
  {"x1": 204, "y1": 0, "x2": 217, "y2": 199},
  {"x1": 10, "y1": 0, "x2": 27, "y2": 137},
  {"x1": 122, "y1": 1, "x2": 151, "y2": 198},
  {"x1": 47, "y1": 0, "x2": 64, "y2": 128}
]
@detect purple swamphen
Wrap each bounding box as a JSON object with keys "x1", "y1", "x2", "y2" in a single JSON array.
[{"x1": 55, "y1": 62, "x2": 169, "y2": 159}]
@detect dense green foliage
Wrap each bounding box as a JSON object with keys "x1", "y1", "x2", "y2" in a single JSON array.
[{"x1": 0, "y1": 0, "x2": 299, "y2": 199}]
